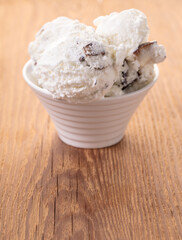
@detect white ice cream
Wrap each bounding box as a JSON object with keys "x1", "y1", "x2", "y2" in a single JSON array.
[
  {"x1": 94, "y1": 9, "x2": 149, "y2": 55},
  {"x1": 28, "y1": 10, "x2": 166, "y2": 102},
  {"x1": 93, "y1": 10, "x2": 166, "y2": 97},
  {"x1": 29, "y1": 17, "x2": 120, "y2": 102}
]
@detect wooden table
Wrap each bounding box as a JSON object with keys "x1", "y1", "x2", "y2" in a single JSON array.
[{"x1": 0, "y1": 0, "x2": 181, "y2": 239}]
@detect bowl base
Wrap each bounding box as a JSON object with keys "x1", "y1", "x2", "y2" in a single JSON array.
[{"x1": 58, "y1": 133, "x2": 125, "y2": 149}]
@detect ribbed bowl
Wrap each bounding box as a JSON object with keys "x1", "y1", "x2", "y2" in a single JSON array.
[{"x1": 23, "y1": 60, "x2": 158, "y2": 148}]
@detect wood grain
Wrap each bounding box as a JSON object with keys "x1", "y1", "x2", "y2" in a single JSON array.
[{"x1": 0, "y1": 0, "x2": 182, "y2": 239}]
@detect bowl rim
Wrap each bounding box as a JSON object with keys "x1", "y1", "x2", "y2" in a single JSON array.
[{"x1": 23, "y1": 60, "x2": 159, "y2": 102}]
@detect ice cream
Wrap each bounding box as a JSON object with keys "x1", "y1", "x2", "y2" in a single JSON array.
[
  {"x1": 105, "y1": 40, "x2": 166, "y2": 96},
  {"x1": 94, "y1": 9, "x2": 149, "y2": 55},
  {"x1": 29, "y1": 17, "x2": 119, "y2": 102},
  {"x1": 94, "y1": 9, "x2": 166, "y2": 97},
  {"x1": 28, "y1": 9, "x2": 166, "y2": 103}
]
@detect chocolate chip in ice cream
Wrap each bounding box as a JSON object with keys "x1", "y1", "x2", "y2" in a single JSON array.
[
  {"x1": 79, "y1": 56, "x2": 85, "y2": 62},
  {"x1": 133, "y1": 41, "x2": 166, "y2": 66},
  {"x1": 121, "y1": 71, "x2": 128, "y2": 85},
  {"x1": 137, "y1": 70, "x2": 141, "y2": 76},
  {"x1": 133, "y1": 41, "x2": 157, "y2": 56},
  {"x1": 83, "y1": 42, "x2": 105, "y2": 56},
  {"x1": 94, "y1": 66, "x2": 106, "y2": 70},
  {"x1": 82, "y1": 42, "x2": 107, "y2": 70},
  {"x1": 122, "y1": 78, "x2": 138, "y2": 90}
]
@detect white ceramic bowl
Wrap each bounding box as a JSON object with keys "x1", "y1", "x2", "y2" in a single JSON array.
[{"x1": 23, "y1": 60, "x2": 158, "y2": 148}]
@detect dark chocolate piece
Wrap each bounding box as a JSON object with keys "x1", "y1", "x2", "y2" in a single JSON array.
[
  {"x1": 133, "y1": 41, "x2": 157, "y2": 56},
  {"x1": 79, "y1": 56, "x2": 85, "y2": 62},
  {"x1": 122, "y1": 79, "x2": 138, "y2": 90},
  {"x1": 83, "y1": 42, "x2": 105, "y2": 57},
  {"x1": 94, "y1": 66, "x2": 105, "y2": 70},
  {"x1": 121, "y1": 71, "x2": 128, "y2": 85},
  {"x1": 137, "y1": 70, "x2": 141, "y2": 76}
]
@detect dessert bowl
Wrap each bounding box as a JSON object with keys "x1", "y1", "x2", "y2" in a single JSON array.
[{"x1": 23, "y1": 60, "x2": 158, "y2": 149}]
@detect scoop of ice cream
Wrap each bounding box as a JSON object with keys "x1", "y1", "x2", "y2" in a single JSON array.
[
  {"x1": 93, "y1": 9, "x2": 166, "y2": 97},
  {"x1": 29, "y1": 17, "x2": 96, "y2": 61},
  {"x1": 94, "y1": 9, "x2": 149, "y2": 55},
  {"x1": 29, "y1": 17, "x2": 118, "y2": 102},
  {"x1": 105, "y1": 41, "x2": 166, "y2": 97}
]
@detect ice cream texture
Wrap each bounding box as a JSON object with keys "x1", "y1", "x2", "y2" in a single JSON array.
[{"x1": 29, "y1": 9, "x2": 166, "y2": 103}]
